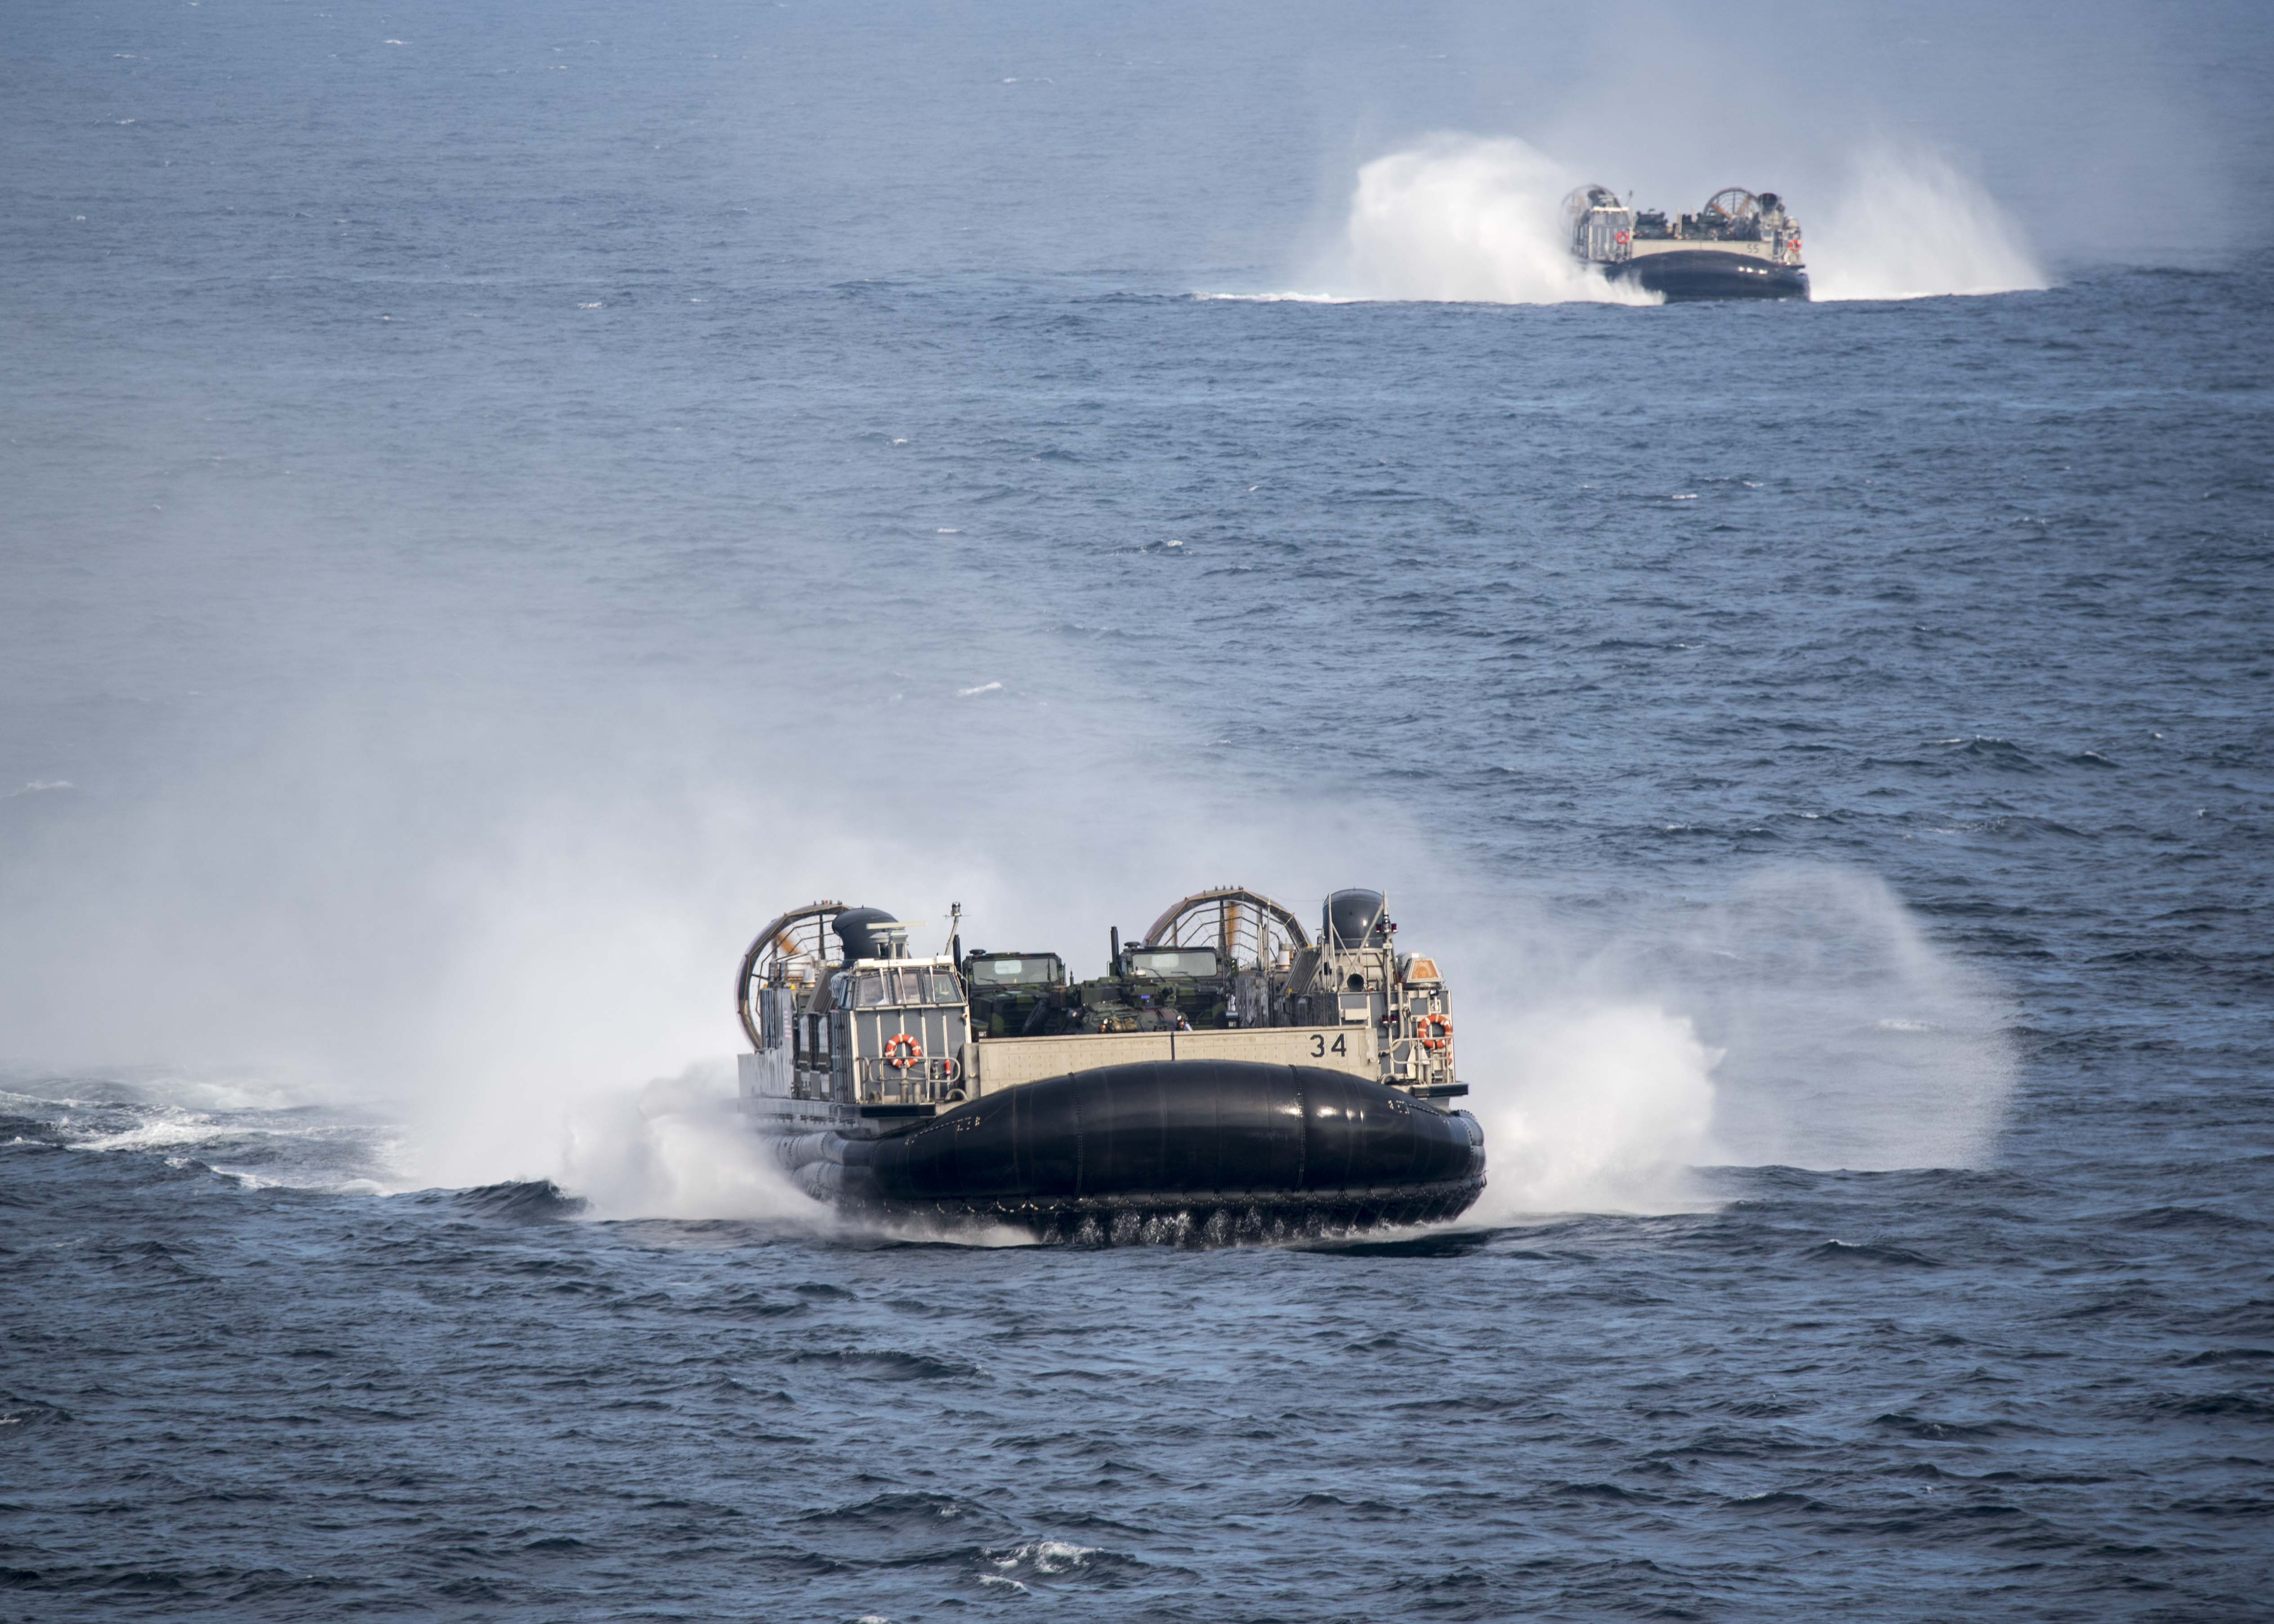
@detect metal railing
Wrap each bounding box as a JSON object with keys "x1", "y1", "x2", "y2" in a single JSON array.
[
  {"x1": 853, "y1": 1054, "x2": 964, "y2": 1106},
  {"x1": 1143, "y1": 886, "x2": 1310, "y2": 972}
]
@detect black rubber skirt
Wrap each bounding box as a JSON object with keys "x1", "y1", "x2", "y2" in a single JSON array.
[
  {"x1": 783, "y1": 1059, "x2": 1486, "y2": 1242},
  {"x1": 1608, "y1": 250, "x2": 1809, "y2": 302}
]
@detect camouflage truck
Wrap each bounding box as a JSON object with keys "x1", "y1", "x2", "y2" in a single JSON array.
[
  {"x1": 1067, "y1": 941, "x2": 1237, "y2": 1034},
  {"x1": 960, "y1": 950, "x2": 1073, "y2": 1038}
]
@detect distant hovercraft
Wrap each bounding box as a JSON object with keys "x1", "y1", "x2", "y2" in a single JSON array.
[
  {"x1": 1566, "y1": 184, "x2": 1810, "y2": 302},
  {"x1": 735, "y1": 887, "x2": 1486, "y2": 1244}
]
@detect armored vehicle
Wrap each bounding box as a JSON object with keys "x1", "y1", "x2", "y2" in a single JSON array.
[
  {"x1": 1565, "y1": 183, "x2": 1809, "y2": 301},
  {"x1": 1062, "y1": 932, "x2": 1238, "y2": 1034},
  {"x1": 962, "y1": 950, "x2": 1072, "y2": 1038},
  {"x1": 736, "y1": 886, "x2": 1485, "y2": 1243}
]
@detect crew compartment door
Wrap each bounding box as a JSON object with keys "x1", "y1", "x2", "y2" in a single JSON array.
[
  {"x1": 851, "y1": 1001, "x2": 968, "y2": 1100},
  {"x1": 1582, "y1": 205, "x2": 1634, "y2": 261}
]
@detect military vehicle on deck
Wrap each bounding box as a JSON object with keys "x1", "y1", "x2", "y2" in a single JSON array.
[
  {"x1": 1057, "y1": 933, "x2": 1236, "y2": 1035},
  {"x1": 961, "y1": 950, "x2": 1072, "y2": 1038}
]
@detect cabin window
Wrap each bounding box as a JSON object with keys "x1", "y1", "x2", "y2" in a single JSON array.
[
  {"x1": 968, "y1": 957, "x2": 1062, "y2": 987},
  {"x1": 875, "y1": 967, "x2": 959, "y2": 1005},
  {"x1": 920, "y1": 968, "x2": 964, "y2": 1004},
  {"x1": 834, "y1": 966, "x2": 964, "y2": 1007},
  {"x1": 1126, "y1": 948, "x2": 1219, "y2": 977}
]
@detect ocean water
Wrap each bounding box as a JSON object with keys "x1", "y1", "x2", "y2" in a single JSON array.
[{"x1": 5, "y1": 2, "x2": 2274, "y2": 1619}]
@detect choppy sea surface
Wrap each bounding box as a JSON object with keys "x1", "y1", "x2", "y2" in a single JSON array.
[{"x1": 5, "y1": 2, "x2": 2273, "y2": 1619}]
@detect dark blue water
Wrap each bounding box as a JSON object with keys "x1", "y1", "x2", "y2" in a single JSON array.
[{"x1": 5, "y1": 2, "x2": 2273, "y2": 1618}]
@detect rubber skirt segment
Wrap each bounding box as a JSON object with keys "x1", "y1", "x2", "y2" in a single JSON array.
[
  {"x1": 841, "y1": 1059, "x2": 1486, "y2": 1227},
  {"x1": 1607, "y1": 250, "x2": 1810, "y2": 302}
]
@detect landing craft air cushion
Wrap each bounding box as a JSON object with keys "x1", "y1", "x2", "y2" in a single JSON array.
[
  {"x1": 1566, "y1": 183, "x2": 1810, "y2": 301},
  {"x1": 736, "y1": 888, "x2": 1486, "y2": 1242}
]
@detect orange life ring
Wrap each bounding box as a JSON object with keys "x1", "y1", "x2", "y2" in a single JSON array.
[
  {"x1": 883, "y1": 1032, "x2": 923, "y2": 1069},
  {"x1": 1417, "y1": 1013, "x2": 1453, "y2": 1051},
  {"x1": 1613, "y1": 230, "x2": 1630, "y2": 244}
]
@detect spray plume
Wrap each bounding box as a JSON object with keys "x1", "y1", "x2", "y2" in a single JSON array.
[
  {"x1": 1294, "y1": 132, "x2": 2046, "y2": 307},
  {"x1": 1336, "y1": 136, "x2": 1657, "y2": 304},
  {"x1": 1807, "y1": 141, "x2": 2049, "y2": 300},
  {"x1": 0, "y1": 666, "x2": 2017, "y2": 1228}
]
